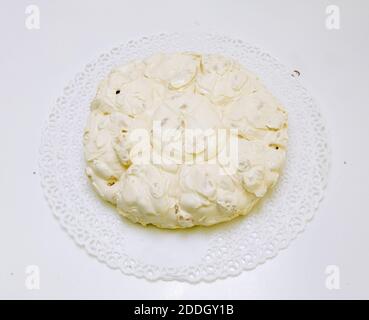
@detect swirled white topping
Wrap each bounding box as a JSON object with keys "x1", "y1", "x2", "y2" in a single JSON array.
[{"x1": 83, "y1": 52, "x2": 288, "y2": 228}]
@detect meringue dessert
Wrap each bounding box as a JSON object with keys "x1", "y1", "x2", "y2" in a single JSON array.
[{"x1": 83, "y1": 52, "x2": 288, "y2": 229}]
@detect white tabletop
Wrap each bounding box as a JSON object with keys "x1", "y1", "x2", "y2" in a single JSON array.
[{"x1": 1, "y1": 0, "x2": 368, "y2": 299}]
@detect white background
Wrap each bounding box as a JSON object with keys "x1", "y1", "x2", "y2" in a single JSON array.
[{"x1": 1, "y1": 0, "x2": 369, "y2": 299}]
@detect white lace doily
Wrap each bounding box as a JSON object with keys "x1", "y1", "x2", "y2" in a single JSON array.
[{"x1": 39, "y1": 33, "x2": 330, "y2": 282}]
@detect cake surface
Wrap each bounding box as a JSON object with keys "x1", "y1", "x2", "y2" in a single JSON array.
[{"x1": 83, "y1": 52, "x2": 288, "y2": 228}]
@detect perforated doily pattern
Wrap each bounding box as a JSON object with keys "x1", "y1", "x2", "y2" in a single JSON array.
[{"x1": 39, "y1": 33, "x2": 330, "y2": 282}]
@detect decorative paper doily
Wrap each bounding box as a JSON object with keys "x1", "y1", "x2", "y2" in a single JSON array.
[{"x1": 39, "y1": 33, "x2": 330, "y2": 282}]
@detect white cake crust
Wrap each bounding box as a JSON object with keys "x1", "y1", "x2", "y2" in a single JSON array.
[{"x1": 83, "y1": 52, "x2": 288, "y2": 228}]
